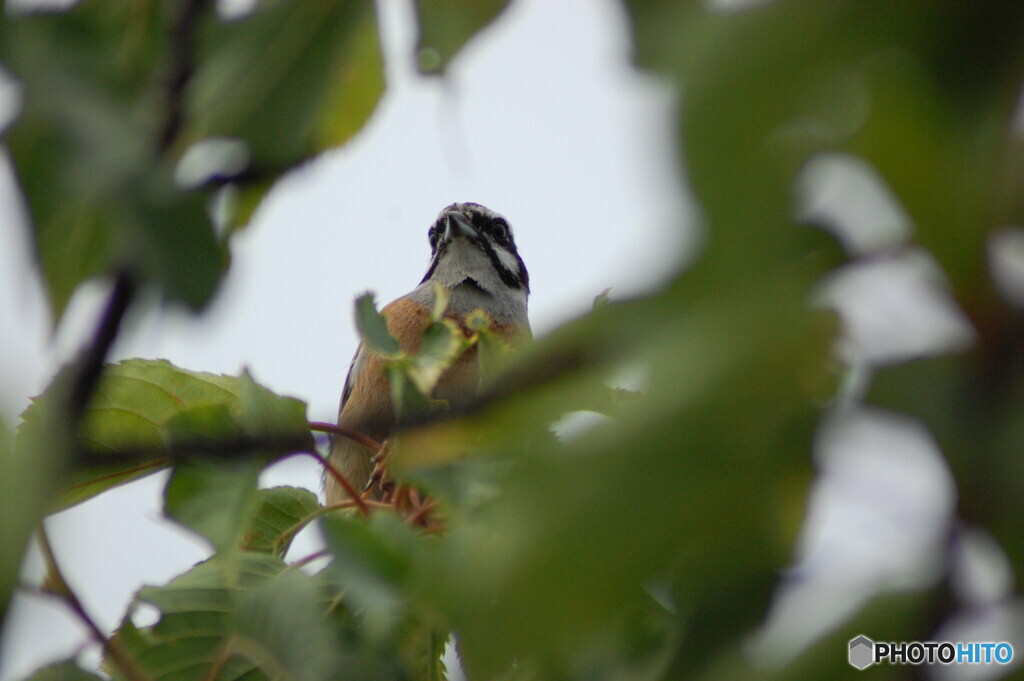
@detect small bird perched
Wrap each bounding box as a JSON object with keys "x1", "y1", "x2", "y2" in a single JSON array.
[{"x1": 324, "y1": 202, "x2": 531, "y2": 504}]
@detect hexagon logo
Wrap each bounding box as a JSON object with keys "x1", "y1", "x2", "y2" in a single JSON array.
[{"x1": 849, "y1": 635, "x2": 875, "y2": 670}]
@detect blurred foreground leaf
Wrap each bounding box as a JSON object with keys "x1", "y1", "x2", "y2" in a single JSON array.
[
  {"x1": 164, "y1": 458, "x2": 263, "y2": 552},
  {"x1": 355, "y1": 293, "x2": 401, "y2": 357},
  {"x1": 423, "y1": 284, "x2": 833, "y2": 678},
  {"x1": 320, "y1": 513, "x2": 449, "y2": 679},
  {"x1": 414, "y1": 0, "x2": 509, "y2": 73},
  {"x1": 21, "y1": 659, "x2": 105, "y2": 681},
  {"x1": 0, "y1": 0, "x2": 224, "y2": 321},
  {"x1": 188, "y1": 0, "x2": 384, "y2": 174}
]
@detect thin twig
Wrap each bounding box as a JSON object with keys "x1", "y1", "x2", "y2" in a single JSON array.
[
  {"x1": 159, "y1": 0, "x2": 211, "y2": 152},
  {"x1": 406, "y1": 499, "x2": 438, "y2": 528},
  {"x1": 309, "y1": 421, "x2": 382, "y2": 453},
  {"x1": 69, "y1": 271, "x2": 136, "y2": 419},
  {"x1": 37, "y1": 527, "x2": 151, "y2": 681},
  {"x1": 299, "y1": 450, "x2": 369, "y2": 515},
  {"x1": 284, "y1": 550, "x2": 329, "y2": 573}
]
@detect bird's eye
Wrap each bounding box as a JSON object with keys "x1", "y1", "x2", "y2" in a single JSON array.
[{"x1": 491, "y1": 220, "x2": 508, "y2": 241}]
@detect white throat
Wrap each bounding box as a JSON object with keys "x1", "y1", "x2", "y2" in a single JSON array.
[{"x1": 413, "y1": 239, "x2": 528, "y2": 324}]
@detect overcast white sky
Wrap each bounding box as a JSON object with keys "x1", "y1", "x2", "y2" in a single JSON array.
[{"x1": 0, "y1": 0, "x2": 689, "y2": 676}]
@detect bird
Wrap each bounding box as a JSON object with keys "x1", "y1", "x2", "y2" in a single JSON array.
[{"x1": 324, "y1": 202, "x2": 531, "y2": 504}]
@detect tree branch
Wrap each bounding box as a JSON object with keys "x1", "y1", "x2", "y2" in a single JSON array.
[
  {"x1": 159, "y1": 0, "x2": 211, "y2": 152},
  {"x1": 37, "y1": 527, "x2": 151, "y2": 681},
  {"x1": 69, "y1": 271, "x2": 137, "y2": 420}
]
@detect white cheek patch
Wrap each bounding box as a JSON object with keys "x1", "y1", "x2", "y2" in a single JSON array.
[{"x1": 495, "y1": 244, "x2": 522, "y2": 278}]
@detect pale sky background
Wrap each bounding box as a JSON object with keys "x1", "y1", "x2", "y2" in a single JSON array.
[{"x1": 2, "y1": 0, "x2": 1015, "y2": 678}]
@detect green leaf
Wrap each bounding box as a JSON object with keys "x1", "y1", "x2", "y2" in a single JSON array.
[
  {"x1": 8, "y1": 369, "x2": 77, "y2": 617},
  {"x1": 234, "y1": 370, "x2": 313, "y2": 443},
  {"x1": 164, "y1": 457, "x2": 262, "y2": 551},
  {"x1": 23, "y1": 358, "x2": 313, "y2": 511},
  {"x1": 414, "y1": 0, "x2": 510, "y2": 74},
  {"x1": 408, "y1": 320, "x2": 469, "y2": 396},
  {"x1": 188, "y1": 0, "x2": 384, "y2": 171},
  {"x1": 110, "y1": 551, "x2": 420, "y2": 681},
  {"x1": 20, "y1": 659, "x2": 105, "y2": 681},
  {"x1": 54, "y1": 459, "x2": 169, "y2": 515},
  {"x1": 231, "y1": 568, "x2": 339, "y2": 681},
  {"x1": 433, "y1": 288, "x2": 832, "y2": 679},
  {"x1": 465, "y1": 309, "x2": 513, "y2": 390},
  {"x1": 111, "y1": 553, "x2": 298, "y2": 681},
  {"x1": 320, "y1": 511, "x2": 451, "y2": 669},
  {"x1": 354, "y1": 293, "x2": 401, "y2": 357},
  {"x1": 239, "y1": 486, "x2": 321, "y2": 557},
  {"x1": 386, "y1": 364, "x2": 443, "y2": 422},
  {"x1": 428, "y1": 282, "x2": 450, "y2": 322},
  {"x1": 320, "y1": 514, "x2": 414, "y2": 619}
]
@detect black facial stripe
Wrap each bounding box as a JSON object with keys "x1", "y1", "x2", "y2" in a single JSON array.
[
  {"x1": 419, "y1": 241, "x2": 445, "y2": 284},
  {"x1": 476, "y1": 237, "x2": 526, "y2": 291}
]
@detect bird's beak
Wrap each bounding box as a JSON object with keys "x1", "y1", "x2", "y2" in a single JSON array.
[{"x1": 444, "y1": 211, "x2": 477, "y2": 243}]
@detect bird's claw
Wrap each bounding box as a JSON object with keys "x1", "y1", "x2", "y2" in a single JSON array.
[{"x1": 361, "y1": 439, "x2": 392, "y2": 498}]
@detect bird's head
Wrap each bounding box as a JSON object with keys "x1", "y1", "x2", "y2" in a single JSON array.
[{"x1": 420, "y1": 202, "x2": 530, "y2": 297}]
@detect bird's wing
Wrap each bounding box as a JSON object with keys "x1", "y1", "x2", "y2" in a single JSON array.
[{"x1": 337, "y1": 342, "x2": 364, "y2": 419}]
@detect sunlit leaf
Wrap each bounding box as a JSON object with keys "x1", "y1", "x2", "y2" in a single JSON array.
[
  {"x1": 428, "y1": 282, "x2": 450, "y2": 322},
  {"x1": 466, "y1": 310, "x2": 513, "y2": 390},
  {"x1": 408, "y1": 320, "x2": 469, "y2": 396}
]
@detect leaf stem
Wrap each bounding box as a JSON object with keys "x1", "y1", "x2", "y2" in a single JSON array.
[
  {"x1": 284, "y1": 549, "x2": 329, "y2": 572},
  {"x1": 299, "y1": 450, "x2": 369, "y2": 515},
  {"x1": 309, "y1": 421, "x2": 382, "y2": 453}
]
